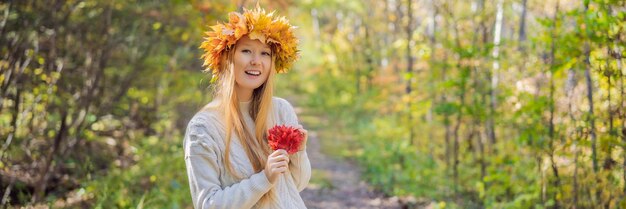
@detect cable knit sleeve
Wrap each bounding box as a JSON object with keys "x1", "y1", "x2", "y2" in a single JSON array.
[
  {"x1": 184, "y1": 113, "x2": 273, "y2": 209},
  {"x1": 274, "y1": 97, "x2": 311, "y2": 192}
]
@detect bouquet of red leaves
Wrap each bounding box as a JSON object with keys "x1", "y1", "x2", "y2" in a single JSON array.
[{"x1": 267, "y1": 125, "x2": 304, "y2": 154}]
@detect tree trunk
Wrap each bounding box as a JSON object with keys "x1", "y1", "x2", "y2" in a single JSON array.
[
  {"x1": 352, "y1": 32, "x2": 360, "y2": 94},
  {"x1": 364, "y1": 2, "x2": 374, "y2": 91},
  {"x1": 437, "y1": 1, "x2": 452, "y2": 170},
  {"x1": 617, "y1": 39, "x2": 626, "y2": 195},
  {"x1": 548, "y1": 1, "x2": 560, "y2": 207},
  {"x1": 393, "y1": 0, "x2": 402, "y2": 74},
  {"x1": 1, "y1": 54, "x2": 30, "y2": 114},
  {"x1": 405, "y1": 0, "x2": 413, "y2": 95},
  {"x1": 427, "y1": 0, "x2": 439, "y2": 157},
  {"x1": 573, "y1": 142, "x2": 579, "y2": 208},
  {"x1": 405, "y1": 0, "x2": 415, "y2": 144},
  {"x1": 450, "y1": 12, "x2": 467, "y2": 198},
  {"x1": 469, "y1": 0, "x2": 488, "y2": 187},
  {"x1": 0, "y1": 1, "x2": 12, "y2": 39},
  {"x1": 473, "y1": 118, "x2": 486, "y2": 181},
  {"x1": 488, "y1": 0, "x2": 504, "y2": 147},
  {"x1": 567, "y1": 56, "x2": 580, "y2": 209},
  {"x1": 452, "y1": 68, "x2": 467, "y2": 199},
  {"x1": 604, "y1": 57, "x2": 614, "y2": 171},
  {"x1": 518, "y1": 0, "x2": 528, "y2": 51},
  {"x1": 8, "y1": 89, "x2": 19, "y2": 138},
  {"x1": 539, "y1": 155, "x2": 546, "y2": 204},
  {"x1": 311, "y1": 8, "x2": 320, "y2": 47},
  {"x1": 549, "y1": 151, "x2": 561, "y2": 209},
  {"x1": 583, "y1": 0, "x2": 599, "y2": 173},
  {"x1": 32, "y1": 111, "x2": 68, "y2": 203},
  {"x1": 0, "y1": 89, "x2": 20, "y2": 163},
  {"x1": 445, "y1": 117, "x2": 451, "y2": 168}
]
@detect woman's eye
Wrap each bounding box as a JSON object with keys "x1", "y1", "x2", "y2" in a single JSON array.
[
  {"x1": 262, "y1": 51, "x2": 271, "y2": 56},
  {"x1": 241, "y1": 49, "x2": 251, "y2": 53}
]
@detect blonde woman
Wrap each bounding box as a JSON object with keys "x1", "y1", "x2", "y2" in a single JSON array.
[{"x1": 183, "y1": 7, "x2": 310, "y2": 209}]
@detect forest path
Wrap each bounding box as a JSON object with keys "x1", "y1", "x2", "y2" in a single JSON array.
[
  {"x1": 289, "y1": 98, "x2": 432, "y2": 209},
  {"x1": 299, "y1": 128, "x2": 404, "y2": 209}
]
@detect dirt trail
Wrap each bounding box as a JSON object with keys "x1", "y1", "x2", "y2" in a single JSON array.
[{"x1": 300, "y1": 130, "x2": 403, "y2": 209}]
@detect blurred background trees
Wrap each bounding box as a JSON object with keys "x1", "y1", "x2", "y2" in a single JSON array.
[
  {"x1": 295, "y1": 0, "x2": 625, "y2": 208},
  {"x1": 1, "y1": 0, "x2": 625, "y2": 208},
  {"x1": 1, "y1": 0, "x2": 214, "y2": 207}
]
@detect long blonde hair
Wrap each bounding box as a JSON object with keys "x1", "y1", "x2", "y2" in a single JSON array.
[
  {"x1": 204, "y1": 46, "x2": 278, "y2": 203},
  {"x1": 211, "y1": 48, "x2": 277, "y2": 174}
]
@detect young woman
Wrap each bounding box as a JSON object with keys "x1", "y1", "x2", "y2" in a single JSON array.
[{"x1": 183, "y1": 7, "x2": 311, "y2": 209}]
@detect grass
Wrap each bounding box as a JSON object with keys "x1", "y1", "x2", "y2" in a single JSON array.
[
  {"x1": 42, "y1": 134, "x2": 193, "y2": 209},
  {"x1": 307, "y1": 169, "x2": 335, "y2": 192}
]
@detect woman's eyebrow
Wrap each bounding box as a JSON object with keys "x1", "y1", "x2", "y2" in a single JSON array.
[{"x1": 239, "y1": 43, "x2": 271, "y2": 50}]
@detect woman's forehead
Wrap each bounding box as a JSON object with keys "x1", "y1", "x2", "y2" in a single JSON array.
[{"x1": 236, "y1": 36, "x2": 270, "y2": 49}]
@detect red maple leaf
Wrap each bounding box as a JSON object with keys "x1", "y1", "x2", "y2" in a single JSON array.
[{"x1": 267, "y1": 125, "x2": 304, "y2": 154}]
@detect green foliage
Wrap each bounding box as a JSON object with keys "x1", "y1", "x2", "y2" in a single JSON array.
[
  {"x1": 295, "y1": 0, "x2": 626, "y2": 208},
  {"x1": 2, "y1": 0, "x2": 626, "y2": 208},
  {"x1": 86, "y1": 135, "x2": 191, "y2": 209},
  {"x1": 0, "y1": 0, "x2": 224, "y2": 207},
  {"x1": 358, "y1": 116, "x2": 449, "y2": 198}
]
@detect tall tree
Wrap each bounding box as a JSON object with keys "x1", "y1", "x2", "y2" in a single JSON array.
[
  {"x1": 583, "y1": 0, "x2": 599, "y2": 173},
  {"x1": 488, "y1": 0, "x2": 503, "y2": 147}
]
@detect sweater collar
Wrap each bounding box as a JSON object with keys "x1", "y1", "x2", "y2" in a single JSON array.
[{"x1": 239, "y1": 100, "x2": 251, "y2": 112}]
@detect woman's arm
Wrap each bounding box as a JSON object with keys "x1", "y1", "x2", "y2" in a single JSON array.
[
  {"x1": 184, "y1": 116, "x2": 272, "y2": 209},
  {"x1": 275, "y1": 98, "x2": 312, "y2": 191},
  {"x1": 288, "y1": 147, "x2": 311, "y2": 191}
]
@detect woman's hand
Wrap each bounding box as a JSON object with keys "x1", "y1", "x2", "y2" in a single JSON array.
[
  {"x1": 296, "y1": 125, "x2": 308, "y2": 152},
  {"x1": 264, "y1": 149, "x2": 289, "y2": 184}
]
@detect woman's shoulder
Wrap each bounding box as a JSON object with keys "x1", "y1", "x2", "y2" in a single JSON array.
[
  {"x1": 184, "y1": 109, "x2": 225, "y2": 156},
  {"x1": 184, "y1": 109, "x2": 225, "y2": 150},
  {"x1": 189, "y1": 110, "x2": 218, "y2": 125},
  {"x1": 186, "y1": 105, "x2": 223, "y2": 136},
  {"x1": 272, "y1": 96, "x2": 294, "y2": 110},
  {"x1": 272, "y1": 97, "x2": 298, "y2": 125}
]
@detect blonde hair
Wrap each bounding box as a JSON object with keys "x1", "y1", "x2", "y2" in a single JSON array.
[{"x1": 203, "y1": 46, "x2": 277, "y2": 204}]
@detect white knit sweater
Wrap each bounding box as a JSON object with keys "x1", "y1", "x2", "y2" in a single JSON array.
[{"x1": 184, "y1": 97, "x2": 310, "y2": 209}]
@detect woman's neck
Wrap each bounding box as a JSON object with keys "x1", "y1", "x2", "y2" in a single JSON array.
[{"x1": 235, "y1": 85, "x2": 253, "y2": 102}]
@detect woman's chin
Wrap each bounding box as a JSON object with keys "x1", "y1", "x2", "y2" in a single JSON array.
[
  {"x1": 238, "y1": 83, "x2": 264, "y2": 91},
  {"x1": 236, "y1": 78, "x2": 266, "y2": 90}
]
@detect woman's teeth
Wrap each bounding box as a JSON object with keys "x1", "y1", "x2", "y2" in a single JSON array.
[{"x1": 245, "y1": 70, "x2": 261, "y2": 76}]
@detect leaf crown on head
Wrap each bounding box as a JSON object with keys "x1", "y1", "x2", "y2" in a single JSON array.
[{"x1": 200, "y1": 6, "x2": 299, "y2": 76}]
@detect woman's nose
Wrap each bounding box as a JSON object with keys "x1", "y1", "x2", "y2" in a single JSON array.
[{"x1": 250, "y1": 54, "x2": 260, "y2": 65}]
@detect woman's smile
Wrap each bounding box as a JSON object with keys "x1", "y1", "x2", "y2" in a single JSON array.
[{"x1": 245, "y1": 70, "x2": 262, "y2": 76}]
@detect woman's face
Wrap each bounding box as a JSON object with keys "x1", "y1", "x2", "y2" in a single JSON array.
[{"x1": 233, "y1": 35, "x2": 272, "y2": 93}]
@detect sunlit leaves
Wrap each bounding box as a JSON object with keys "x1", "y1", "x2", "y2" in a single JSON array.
[{"x1": 295, "y1": 0, "x2": 626, "y2": 207}]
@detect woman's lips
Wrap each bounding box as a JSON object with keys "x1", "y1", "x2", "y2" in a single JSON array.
[{"x1": 245, "y1": 70, "x2": 261, "y2": 76}]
